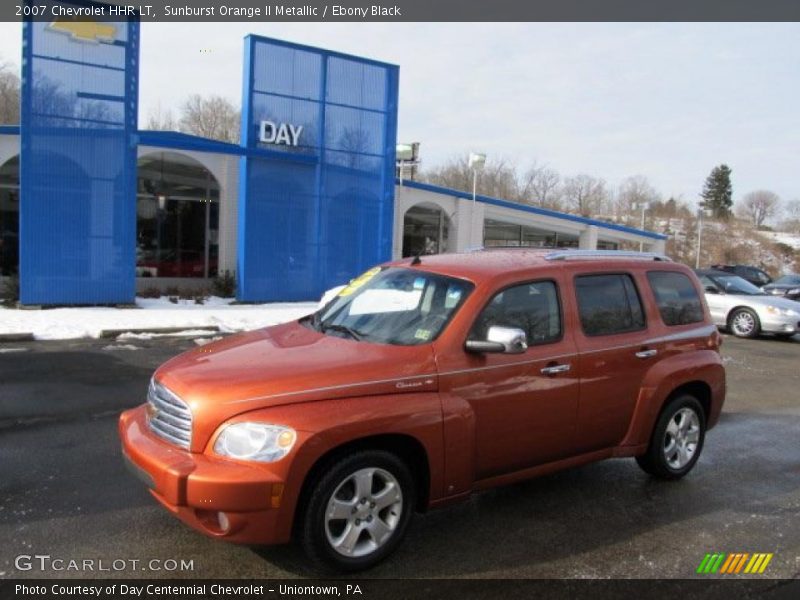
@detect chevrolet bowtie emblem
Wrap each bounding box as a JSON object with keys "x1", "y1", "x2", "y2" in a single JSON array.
[{"x1": 48, "y1": 18, "x2": 117, "y2": 44}]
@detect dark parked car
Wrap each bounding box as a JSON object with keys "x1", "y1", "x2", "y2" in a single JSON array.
[
  {"x1": 710, "y1": 264, "x2": 772, "y2": 287},
  {"x1": 762, "y1": 274, "x2": 800, "y2": 302}
]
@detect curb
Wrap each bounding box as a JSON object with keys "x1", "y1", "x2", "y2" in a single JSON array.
[
  {"x1": 100, "y1": 326, "x2": 221, "y2": 339},
  {"x1": 0, "y1": 333, "x2": 35, "y2": 342}
]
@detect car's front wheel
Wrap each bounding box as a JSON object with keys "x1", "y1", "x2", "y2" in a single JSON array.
[
  {"x1": 728, "y1": 307, "x2": 760, "y2": 338},
  {"x1": 636, "y1": 394, "x2": 706, "y2": 479},
  {"x1": 299, "y1": 450, "x2": 415, "y2": 572}
]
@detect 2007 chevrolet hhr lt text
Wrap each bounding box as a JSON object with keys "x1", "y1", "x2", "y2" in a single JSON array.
[{"x1": 120, "y1": 249, "x2": 726, "y2": 571}]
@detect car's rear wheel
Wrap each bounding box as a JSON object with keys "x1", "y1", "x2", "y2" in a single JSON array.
[
  {"x1": 636, "y1": 394, "x2": 706, "y2": 480},
  {"x1": 728, "y1": 308, "x2": 760, "y2": 338},
  {"x1": 299, "y1": 450, "x2": 414, "y2": 572}
]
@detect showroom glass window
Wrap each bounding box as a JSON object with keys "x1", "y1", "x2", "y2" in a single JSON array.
[
  {"x1": 136, "y1": 153, "x2": 220, "y2": 278},
  {"x1": 575, "y1": 273, "x2": 646, "y2": 336},
  {"x1": 646, "y1": 271, "x2": 704, "y2": 326},
  {"x1": 0, "y1": 155, "x2": 19, "y2": 276}
]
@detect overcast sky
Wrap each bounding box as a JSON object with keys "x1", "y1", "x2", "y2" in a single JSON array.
[{"x1": 1, "y1": 22, "x2": 799, "y2": 205}]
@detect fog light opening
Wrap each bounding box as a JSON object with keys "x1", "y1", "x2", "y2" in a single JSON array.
[{"x1": 217, "y1": 511, "x2": 230, "y2": 533}]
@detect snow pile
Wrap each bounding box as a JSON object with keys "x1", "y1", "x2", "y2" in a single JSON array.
[{"x1": 0, "y1": 296, "x2": 317, "y2": 341}]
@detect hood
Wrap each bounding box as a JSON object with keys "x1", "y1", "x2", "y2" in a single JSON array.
[
  {"x1": 154, "y1": 321, "x2": 438, "y2": 451},
  {"x1": 763, "y1": 283, "x2": 800, "y2": 291},
  {"x1": 741, "y1": 295, "x2": 800, "y2": 311}
]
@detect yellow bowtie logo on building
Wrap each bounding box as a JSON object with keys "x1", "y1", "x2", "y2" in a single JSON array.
[
  {"x1": 48, "y1": 18, "x2": 117, "y2": 44},
  {"x1": 697, "y1": 552, "x2": 773, "y2": 575}
]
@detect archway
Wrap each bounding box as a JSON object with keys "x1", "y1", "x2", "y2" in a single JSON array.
[
  {"x1": 0, "y1": 155, "x2": 19, "y2": 276},
  {"x1": 402, "y1": 203, "x2": 452, "y2": 258},
  {"x1": 136, "y1": 152, "x2": 221, "y2": 279}
]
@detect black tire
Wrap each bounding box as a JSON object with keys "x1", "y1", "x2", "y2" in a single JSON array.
[
  {"x1": 728, "y1": 308, "x2": 760, "y2": 338},
  {"x1": 636, "y1": 394, "x2": 706, "y2": 480},
  {"x1": 299, "y1": 450, "x2": 415, "y2": 573}
]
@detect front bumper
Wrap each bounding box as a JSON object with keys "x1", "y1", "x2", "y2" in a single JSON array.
[
  {"x1": 759, "y1": 315, "x2": 799, "y2": 335},
  {"x1": 119, "y1": 405, "x2": 291, "y2": 544}
]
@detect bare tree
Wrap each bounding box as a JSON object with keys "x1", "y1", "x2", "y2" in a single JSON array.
[
  {"x1": 145, "y1": 102, "x2": 177, "y2": 131},
  {"x1": 736, "y1": 190, "x2": 781, "y2": 228},
  {"x1": 0, "y1": 59, "x2": 20, "y2": 124},
  {"x1": 562, "y1": 174, "x2": 608, "y2": 217},
  {"x1": 616, "y1": 175, "x2": 660, "y2": 221},
  {"x1": 520, "y1": 162, "x2": 562, "y2": 209},
  {"x1": 422, "y1": 154, "x2": 520, "y2": 201},
  {"x1": 779, "y1": 198, "x2": 800, "y2": 233},
  {"x1": 179, "y1": 94, "x2": 240, "y2": 143}
]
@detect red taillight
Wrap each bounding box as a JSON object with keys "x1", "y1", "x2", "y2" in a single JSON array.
[{"x1": 708, "y1": 330, "x2": 722, "y2": 349}]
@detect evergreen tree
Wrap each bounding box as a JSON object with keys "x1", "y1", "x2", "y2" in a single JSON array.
[{"x1": 700, "y1": 164, "x2": 733, "y2": 218}]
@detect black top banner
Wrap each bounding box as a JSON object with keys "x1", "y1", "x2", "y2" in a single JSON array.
[{"x1": 6, "y1": 0, "x2": 800, "y2": 22}]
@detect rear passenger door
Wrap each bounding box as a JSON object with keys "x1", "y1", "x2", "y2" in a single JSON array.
[{"x1": 573, "y1": 272, "x2": 656, "y2": 453}]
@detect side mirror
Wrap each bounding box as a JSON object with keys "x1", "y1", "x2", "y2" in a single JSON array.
[
  {"x1": 465, "y1": 326, "x2": 528, "y2": 354},
  {"x1": 704, "y1": 286, "x2": 720, "y2": 294}
]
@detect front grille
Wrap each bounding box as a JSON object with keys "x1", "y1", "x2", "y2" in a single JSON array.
[{"x1": 147, "y1": 379, "x2": 192, "y2": 450}]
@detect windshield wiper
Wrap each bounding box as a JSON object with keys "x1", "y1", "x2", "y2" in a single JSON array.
[
  {"x1": 300, "y1": 312, "x2": 322, "y2": 332},
  {"x1": 321, "y1": 323, "x2": 364, "y2": 341}
]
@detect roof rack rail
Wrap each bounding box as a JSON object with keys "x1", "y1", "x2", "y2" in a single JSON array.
[{"x1": 544, "y1": 250, "x2": 672, "y2": 262}]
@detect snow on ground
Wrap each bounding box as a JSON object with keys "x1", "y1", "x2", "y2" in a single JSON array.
[
  {"x1": 0, "y1": 296, "x2": 318, "y2": 341},
  {"x1": 762, "y1": 231, "x2": 800, "y2": 251}
]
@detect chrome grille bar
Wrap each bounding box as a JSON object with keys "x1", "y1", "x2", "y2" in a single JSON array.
[{"x1": 147, "y1": 379, "x2": 192, "y2": 449}]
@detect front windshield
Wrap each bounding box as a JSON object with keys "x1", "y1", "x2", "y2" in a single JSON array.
[
  {"x1": 711, "y1": 274, "x2": 764, "y2": 295},
  {"x1": 304, "y1": 267, "x2": 474, "y2": 345},
  {"x1": 774, "y1": 275, "x2": 800, "y2": 286}
]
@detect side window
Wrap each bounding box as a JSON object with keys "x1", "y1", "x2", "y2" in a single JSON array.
[
  {"x1": 646, "y1": 271, "x2": 704, "y2": 326},
  {"x1": 469, "y1": 281, "x2": 561, "y2": 346},
  {"x1": 575, "y1": 274, "x2": 646, "y2": 336},
  {"x1": 698, "y1": 275, "x2": 718, "y2": 291}
]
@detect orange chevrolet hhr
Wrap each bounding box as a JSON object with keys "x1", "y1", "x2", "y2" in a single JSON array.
[{"x1": 120, "y1": 249, "x2": 726, "y2": 571}]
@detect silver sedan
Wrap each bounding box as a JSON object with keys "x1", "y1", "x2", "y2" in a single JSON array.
[{"x1": 695, "y1": 270, "x2": 800, "y2": 339}]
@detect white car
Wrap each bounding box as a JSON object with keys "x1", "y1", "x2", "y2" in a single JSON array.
[{"x1": 696, "y1": 269, "x2": 800, "y2": 339}]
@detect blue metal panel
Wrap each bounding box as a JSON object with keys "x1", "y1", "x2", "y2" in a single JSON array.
[
  {"x1": 20, "y1": 1, "x2": 139, "y2": 305},
  {"x1": 238, "y1": 36, "x2": 399, "y2": 302}
]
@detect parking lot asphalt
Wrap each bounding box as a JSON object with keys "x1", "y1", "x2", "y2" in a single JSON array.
[{"x1": 1, "y1": 333, "x2": 799, "y2": 580}]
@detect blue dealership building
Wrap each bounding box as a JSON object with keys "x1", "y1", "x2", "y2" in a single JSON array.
[{"x1": 0, "y1": 4, "x2": 666, "y2": 306}]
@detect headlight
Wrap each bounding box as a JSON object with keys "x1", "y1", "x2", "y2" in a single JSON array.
[
  {"x1": 766, "y1": 305, "x2": 797, "y2": 317},
  {"x1": 213, "y1": 423, "x2": 297, "y2": 462}
]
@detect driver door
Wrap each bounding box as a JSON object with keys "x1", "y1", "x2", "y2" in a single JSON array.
[{"x1": 438, "y1": 277, "x2": 579, "y2": 481}]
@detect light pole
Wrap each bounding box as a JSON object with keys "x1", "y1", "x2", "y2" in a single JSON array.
[
  {"x1": 468, "y1": 152, "x2": 486, "y2": 246},
  {"x1": 633, "y1": 201, "x2": 649, "y2": 251},
  {"x1": 695, "y1": 201, "x2": 709, "y2": 269}
]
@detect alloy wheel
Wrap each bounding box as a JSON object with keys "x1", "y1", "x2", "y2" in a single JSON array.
[
  {"x1": 663, "y1": 407, "x2": 701, "y2": 469},
  {"x1": 732, "y1": 311, "x2": 756, "y2": 336},
  {"x1": 324, "y1": 467, "x2": 403, "y2": 558}
]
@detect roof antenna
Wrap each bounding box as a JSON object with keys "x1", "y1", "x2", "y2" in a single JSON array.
[{"x1": 411, "y1": 255, "x2": 422, "y2": 266}]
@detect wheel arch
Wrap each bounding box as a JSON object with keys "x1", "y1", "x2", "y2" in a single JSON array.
[
  {"x1": 292, "y1": 433, "x2": 432, "y2": 536},
  {"x1": 662, "y1": 380, "x2": 712, "y2": 423},
  {"x1": 726, "y1": 305, "x2": 760, "y2": 327}
]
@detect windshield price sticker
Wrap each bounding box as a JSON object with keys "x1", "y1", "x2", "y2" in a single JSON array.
[{"x1": 338, "y1": 268, "x2": 382, "y2": 297}]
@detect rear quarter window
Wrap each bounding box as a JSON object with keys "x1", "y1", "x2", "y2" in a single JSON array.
[{"x1": 646, "y1": 271, "x2": 704, "y2": 326}]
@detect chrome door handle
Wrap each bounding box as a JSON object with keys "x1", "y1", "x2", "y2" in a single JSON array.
[
  {"x1": 541, "y1": 364, "x2": 571, "y2": 375},
  {"x1": 635, "y1": 349, "x2": 658, "y2": 359}
]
